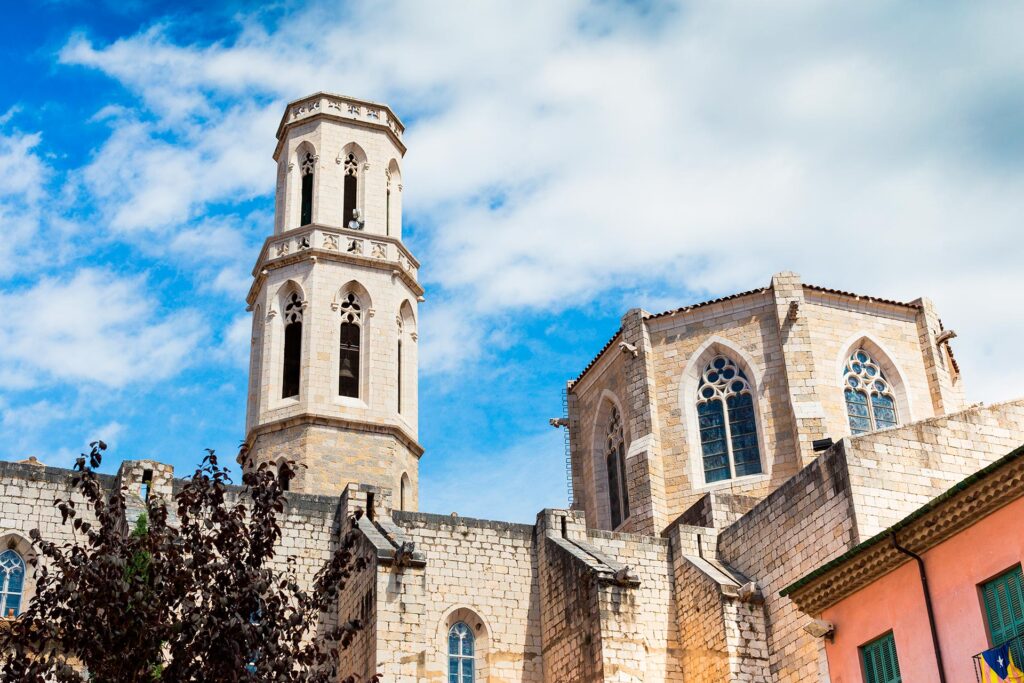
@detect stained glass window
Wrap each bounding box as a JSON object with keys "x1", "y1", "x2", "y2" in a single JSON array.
[
  {"x1": 605, "y1": 406, "x2": 630, "y2": 528},
  {"x1": 0, "y1": 550, "x2": 25, "y2": 618},
  {"x1": 843, "y1": 349, "x2": 899, "y2": 435},
  {"x1": 448, "y1": 622, "x2": 474, "y2": 683},
  {"x1": 696, "y1": 356, "x2": 763, "y2": 483}
]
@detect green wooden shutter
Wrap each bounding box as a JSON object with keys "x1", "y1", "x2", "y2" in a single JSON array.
[
  {"x1": 982, "y1": 566, "x2": 1024, "y2": 665},
  {"x1": 861, "y1": 632, "x2": 902, "y2": 683}
]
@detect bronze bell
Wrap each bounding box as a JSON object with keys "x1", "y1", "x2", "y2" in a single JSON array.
[{"x1": 339, "y1": 357, "x2": 356, "y2": 380}]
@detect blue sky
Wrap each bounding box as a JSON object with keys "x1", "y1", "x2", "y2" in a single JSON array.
[{"x1": 1, "y1": 1, "x2": 1023, "y2": 523}]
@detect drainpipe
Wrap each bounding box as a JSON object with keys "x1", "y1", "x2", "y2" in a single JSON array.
[{"x1": 891, "y1": 533, "x2": 947, "y2": 683}]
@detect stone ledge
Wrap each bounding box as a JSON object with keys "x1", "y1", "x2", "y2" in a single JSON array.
[{"x1": 392, "y1": 510, "x2": 535, "y2": 537}]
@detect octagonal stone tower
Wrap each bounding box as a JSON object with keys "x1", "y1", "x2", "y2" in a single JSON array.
[{"x1": 244, "y1": 92, "x2": 422, "y2": 509}]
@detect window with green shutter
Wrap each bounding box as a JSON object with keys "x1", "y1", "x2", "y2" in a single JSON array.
[
  {"x1": 982, "y1": 565, "x2": 1024, "y2": 666},
  {"x1": 861, "y1": 631, "x2": 902, "y2": 683}
]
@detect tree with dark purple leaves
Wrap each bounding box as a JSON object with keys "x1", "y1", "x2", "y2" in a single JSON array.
[{"x1": 0, "y1": 442, "x2": 378, "y2": 683}]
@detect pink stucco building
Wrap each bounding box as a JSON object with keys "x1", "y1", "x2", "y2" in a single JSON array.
[{"x1": 783, "y1": 446, "x2": 1024, "y2": 683}]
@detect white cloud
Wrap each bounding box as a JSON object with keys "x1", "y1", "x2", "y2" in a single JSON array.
[
  {"x1": 0, "y1": 128, "x2": 50, "y2": 277},
  {"x1": 0, "y1": 269, "x2": 206, "y2": 388},
  {"x1": 56, "y1": 1, "x2": 1024, "y2": 403},
  {"x1": 217, "y1": 313, "x2": 252, "y2": 367}
]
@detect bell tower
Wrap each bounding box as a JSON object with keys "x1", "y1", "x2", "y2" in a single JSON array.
[{"x1": 244, "y1": 92, "x2": 422, "y2": 509}]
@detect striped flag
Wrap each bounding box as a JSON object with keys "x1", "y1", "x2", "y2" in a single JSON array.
[{"x1": 980, "y1": 642, "x2": 1024, "y2": 682}]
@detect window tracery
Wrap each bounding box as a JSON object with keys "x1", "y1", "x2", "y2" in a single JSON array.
[
  {"x1": 282, "y1": 292, "x2": 304, "y2": 398},
  {"x1": 843, "y1": 349, "x2": 898, "y2": 435},
  {"x1": 339, "y1": 292, "x2": 362, "y2": 398},
  {"x1": 696, "y1": 356, "x2": 762, "y2": 483},
  {"x1": 343, "y1": 153, "x2": 359, "y2": 227},
  {"x1": 605, "y1": 405, "x2": 629, "y2": 529},
  {"x1": 0, "y1": 550, "x2": 25, "y2": 618},
  {"x1": 300, "y1": 152, "x2": 315, "y2": 226},
  {"x1": 448, "y1": 622, "x2": 475, "y2": 683}
]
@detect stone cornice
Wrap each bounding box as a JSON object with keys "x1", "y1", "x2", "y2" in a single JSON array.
[
  {"x1": 246, "y1": 224, "x2": 424, "y2": 305},
  {"x1": 781, "y1": 445, "x2": 1024, "y2": 615},
  {"x1": 245, "y1": 413, "x2": 424, "y2": 458}
]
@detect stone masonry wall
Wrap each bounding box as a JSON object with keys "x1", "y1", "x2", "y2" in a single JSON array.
[
  {"x1": 537, "y1": 527, "x2": 605, "y2": 682},
  {"x1": 376, "y1": 511, "x2": 543, "y2": 683},
  {"x1": 0, "y1": 461, "x2": 110, "y2": 610},
  {"x1": 585, "y1": 529, "x2": 683, "y2": 681},
  {"x1": 844, "y1": 398, "x2": 1024, "y2": 537},
  {"x1": 249, "y1": 422, "x2": 419, "y2": 503},
  {"x1": 802, "y1": 288, "x2": 937, "y2": 447},
  {"x1": 643, "y1": 290, "x2": 796, "y2": 521},
  {"x1": 335, "y1": 529, "x2": 378, "y2": 679},
  {"x1": 571, "y1": 274, "x2": 961, "y2": 543},
  {"x1": 569, "y1": 330, "x2": 632, "y2": 531},
  {"x1": 717, "y1": 443, "x2": 857, "y2": 682}
]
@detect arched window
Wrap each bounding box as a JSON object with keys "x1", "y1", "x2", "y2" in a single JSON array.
[
  {"x1": 300, "y1": 152, "x2": 315, "y2": 226},
  {"x1": 448, "y1": 621, "x2": 475, "y2": 683},
  {"x1": 0, "y1": 550, "x2": 25, "y2": 618},
  {"x1": 696, "y1": 356, "x2": 762, "y2": 483},
  {"x1": 400, "y1": 473, "x2": 409, "y2": 510},
  {"x1": 338, "y1": 292, "x2": 362, "y2": 398},
  {"x1": 282, "y1": 292, "x2": 303, "y2": 398},
  {"x1": 396, "y1": 314, "x2": 404, "y2": 414},
  {"x1": 277, "y1": 462, "x2": 291, "y2": 492},
  {"x1": 343, "y1": 153, "x2": 359, "y2": 228},
  {"x1": 385, "y1": 168, "x2": 392, "y2": 237},
  {"x1": 605, "y1": 406, "x2": 629, "y2": 529},
  {"x1": 843, "y1": 349, "x2": 899, "y2": 435}
]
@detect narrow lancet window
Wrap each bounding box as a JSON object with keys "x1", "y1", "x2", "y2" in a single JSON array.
[
  {"x1": 343, "y1": 153, "x2": 358, "y2": 228},
  {"x1": 397, "y1": 338, "x2": 403, "y2": 414},
  {"x1": 385, "y1": 168, "x2": 392, "y2": 236},
  {"x1": 339, "y1": 292, "x2": 362, "y2": 398},
  {"x1": 281, "y1": 292, "x2": 303, "y2": 398},
  {"x1": 843, "y1": 349, "x2": 899, "y2": 435},
  {"x1": 300, "y1": 152, "x2": 315, "y2": 226},
  {"x1": 696, "y1": 356, "x2": 762, "y2": 483},
  {"x1": 605, "y1": 406, "x2": 629, "y2": 529}
]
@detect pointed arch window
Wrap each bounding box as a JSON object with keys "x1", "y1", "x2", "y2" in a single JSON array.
[
  {"x1": 385, "y1": 169, "x2": 392, "y2": 237},
  {"x1": 339, "y1": 292, "x2": 362, "y2": 398},
  {"x1": 300, "y1": 152, "x2": 315, "y2": 226},
  {"x1": 282, "y1": 292, "x2": 303, "y2": 398},
  {"x1": 696, "y1": 356, "x2": 762, "y2": 483},
  {"x1": 843, "y1": 349, "x2": 898, "y2": 435},
  {"x1": 343, "y1": 153, "x2": 359, "y2": 228},
  {"x1": 396, "y1": 315, "x2": 404, "y2": 414},
  {"x1": 448, "y1": 622, "x2": 475, "y2": 683},
  {"x1": 605, "y1": 406, "x2": 629, "y2": 529},
  {"x1": 0, "y1": 550, "x2": 25, "y2": 618}
]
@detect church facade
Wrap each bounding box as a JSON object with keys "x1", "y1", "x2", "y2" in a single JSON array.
[{"x1": 1, "y1": 92, "x2": 1023, "y2": 682}]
